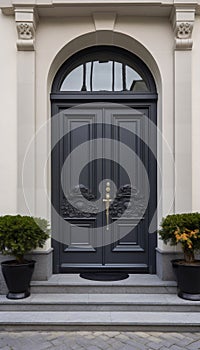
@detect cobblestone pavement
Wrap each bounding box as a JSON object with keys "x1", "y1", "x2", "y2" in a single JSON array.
[{"x1": 1, "y1": 332, "x2": 200, "y2": 350}]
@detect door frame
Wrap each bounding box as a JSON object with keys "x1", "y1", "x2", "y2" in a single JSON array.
[
  {"x1": 51, "y1": 97, "x2": 157, "y2": 274},
  {"x1": 50, "y1": 46, "x2": 158, "y2": 274}
]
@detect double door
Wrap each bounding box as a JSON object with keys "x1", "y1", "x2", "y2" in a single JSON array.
[{"x1": 52, "y1": 103, "x2": 157, "y2": 273}]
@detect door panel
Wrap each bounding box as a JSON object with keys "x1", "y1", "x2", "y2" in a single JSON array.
[
  {"x1": 59, "y1": 108, "x2": 103, "y2": 266},
  {"x1": 103, "y1": 108, "x2": 148, "y2": 268}
]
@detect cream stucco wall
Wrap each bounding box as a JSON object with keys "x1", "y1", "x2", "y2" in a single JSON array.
[{"x1": 0, "y1": 7, "x2": 200, "y2": 258}]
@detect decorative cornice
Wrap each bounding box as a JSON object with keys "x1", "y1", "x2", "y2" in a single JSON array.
[
  {"x1": 171, "y1": 6, "x2": 195, "y2": 50},
  {"x1": 15, "y1": 8, "x2": 38, "y2": 51},
  {"x1": 1, "y1": 1, "x2": 200, "y2": 18}
]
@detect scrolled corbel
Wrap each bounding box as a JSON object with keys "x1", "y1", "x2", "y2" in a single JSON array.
[
  {"x1": 15, "y1": 8, "x2": 38, "y2": 51},
  {"x1": 171, "y1": 7, "x2": 195, "y2": 51}
]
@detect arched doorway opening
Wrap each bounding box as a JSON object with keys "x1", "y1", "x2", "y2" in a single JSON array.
[{"x1": 51, "y1": 46, "x2": 158, "y2": 274}]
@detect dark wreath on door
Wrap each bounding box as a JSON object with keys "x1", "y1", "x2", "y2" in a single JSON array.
[{"x1": 51, "y1": 46, "x2": 158, "y2": 274}]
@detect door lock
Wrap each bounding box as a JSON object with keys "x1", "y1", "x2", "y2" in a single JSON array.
[{"x1": 103, "y1": 182, "x2": 113, "y2": 230}]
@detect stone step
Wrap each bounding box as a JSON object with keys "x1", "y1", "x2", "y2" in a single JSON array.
[
  {"x1": 0, "y1": 293, "x2": 200, "y2": 312},
  {"x1": 30, "y1": 274, "x2": 177, "y2": 294},
  {"x1": 0, "y1": 311, "x2": 200, "y2": 332}
]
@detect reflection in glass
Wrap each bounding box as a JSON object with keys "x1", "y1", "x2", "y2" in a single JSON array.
[{"x1": 60, "y1": 60, "x2": 149, "y2": 92}]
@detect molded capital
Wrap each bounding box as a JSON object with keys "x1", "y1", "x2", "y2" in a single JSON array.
[
  {"x1": 171, "y1": 6, "x2": 196, "y2": 50},
  {"x1": 15, "y1": 7, "x2": 38, "y2": 51}
]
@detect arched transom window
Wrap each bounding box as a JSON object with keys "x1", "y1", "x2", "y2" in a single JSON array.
[
  {"x1": 60, "y1": 60, "x2": 149, "y2": 92},
  {"x1": 53, "y1": 47, "x2": 156, "y2": 94}
]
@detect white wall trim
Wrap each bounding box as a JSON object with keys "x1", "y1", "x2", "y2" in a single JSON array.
[{"x1": 171, "y1": 6, "x2": 195, "y2": 213}]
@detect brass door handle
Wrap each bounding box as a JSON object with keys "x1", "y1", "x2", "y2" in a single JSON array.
[{"x1": 103, "y1": 182, "x2": 112, "y2": 230}]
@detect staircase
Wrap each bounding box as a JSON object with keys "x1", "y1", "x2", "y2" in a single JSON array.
[{"x1": 1, "y1": 274, "x2": 200, "y2": 331}]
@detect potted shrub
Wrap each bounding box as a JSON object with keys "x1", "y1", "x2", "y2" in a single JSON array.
[
  {"x1": 0, "y1": 215, "x2": 49, "y2": 299},
  {"x1": 159, "y1": 212, "x2": 200, "y2": 300}
]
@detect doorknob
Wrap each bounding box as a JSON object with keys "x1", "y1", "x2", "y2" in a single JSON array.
[{"x1": 103, "y1": 182, "x2": 113, "y2": 230}]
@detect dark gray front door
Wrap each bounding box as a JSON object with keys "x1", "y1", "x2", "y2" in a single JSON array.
[{"x1": 51, "y1": 103, "x2": 157, "y2": 273}]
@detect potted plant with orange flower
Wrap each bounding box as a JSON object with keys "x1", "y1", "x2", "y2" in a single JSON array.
[{"x1": 159, "y1": 212, "x2": 200, "y2": 300}]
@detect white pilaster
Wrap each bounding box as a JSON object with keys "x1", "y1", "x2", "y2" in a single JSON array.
[
  {"x1": 171, "y1": 6, "x2": 195, "y2": 213},
  {"x1": 15, "y1": 7, "x2": 38, "y2": 215}
]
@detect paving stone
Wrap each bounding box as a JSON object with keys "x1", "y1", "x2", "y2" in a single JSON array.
[
  {"x1": 148, "y1": 336, "x2": 162, "y2": 343},
  {"x1": 1, "y1": 338, "x2": 27, "y2": 350},
  {"x1": 98, "y1": 335, "x2": 110, "y2": 341},
  {"x1": 135, "y1": 332, "x2": 150, "y2": 338},
  {"x1": 127, "y1": 333, "x2": 149, "y2": 345},
  {"x1": 168, "y1": 333, "x2": 187, "y2": 340},
  {"x1": 85, "y1": 335, "x2": 95, "y2": 339},
  {"x1": 125, "y1": 339, "x2": 147, "y2": 350},
  {"x1": 44, "y1": 334, "x2": 60, "y2": 341},
  {"x1": 37, "y1": 342, "x2": 52, "y2": 350},
  {"x1": 184, "y1": 333, "x2": 200, "y2": 340},
  {"x1": 75, "y1": 337, "x2": 95, "y2": 347},
  {"x1": 104, "y1": 332, "x2": 120, "y2": 337},
  {"x1": 121, "y1": 345, "x2": 141, "y2": 350},
  {"x1": 45, "y1": 345, "x2": 66, "y2": 350},
  {"x1": 115, "y1": 334, "x2": 130, "y2": 342},
  {"x1": 147, "y1": 341, "x2": 162, "y2": 350},
  {"x1": 0, "y1": 338, "x2": 9, "y2": 348},
  {"x1": 51, "y1": 338, "x2": 65, "y2": 346},
  {"x1": 176, "y1": 337, "x2": 195, "y2": 346},
  {"x1": 91, "y1": 339, "x2": 110, "y2": 349},
  {"x1": 187, "y1": 340, "x2": 200, "y2": 349},
  {"x1": 63, "y1": 339, "x2": 77, "y2": 347},
  {"x1": 1, "y1": 331, "x2": 200, "y2": 350},
  {"x1": 148, "y1": 332, "x2": 164, "y2": 337},
  {"x1": 153, "y1": 334, "x2": 176, "y2": 348},
  {"x1": 107, "y1": 340, "x2": 125, "y2": 349},
  {"x1": 169, "y1": 345, "x2": 187, "y2": 350},
  {"x1": 106, "y1": 338, "x2": 119, "y2": 345},
  {"x1": 25, "y1": 333, "x2": 46, "y2": 342},
  {"x1": 71, "y1": 344, "x2": 84, "y2": 350},
  {"x1": 26, "y1": 342, "x2": 52, "y2": 350},
  {"x1": 159, "y1": 333, "x2": 176, "y2": 340}
]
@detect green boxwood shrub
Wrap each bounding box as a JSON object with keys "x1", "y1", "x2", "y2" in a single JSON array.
[{"x1": 0, "y1": 215, "x2": 50, "y2": 263}]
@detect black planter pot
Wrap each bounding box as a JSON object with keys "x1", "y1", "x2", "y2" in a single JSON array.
[
  {"x1": 1, "y1": 260, "x2": 35, "y2": 299},
  {"x1": 172, "y1": 259, "x2": 200, "y2": 301}
]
